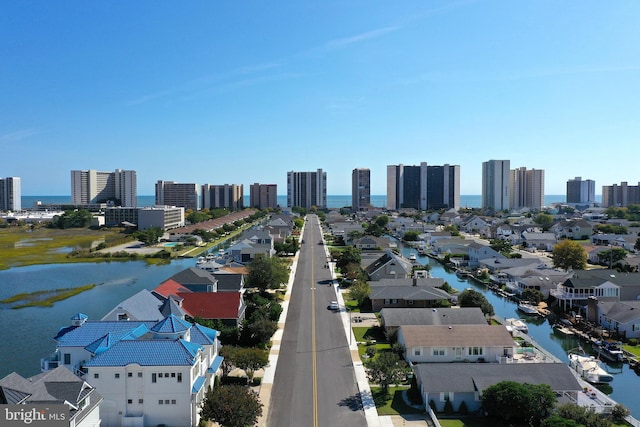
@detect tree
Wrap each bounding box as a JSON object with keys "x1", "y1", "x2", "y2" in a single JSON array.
[
  {"x1": 522, "y1": 288, "x2": 545, "y2": 305},
  {"x1": 552, "y1": 240, "x2": 587, "y2": 271},
  {"x1": 482, "y1": 381, "x2": 556, "y2": 425},
  {"x1": 374, "y1": 214, "x2": 389, "y2": 228},
  {"x1": 232, "y1": 347, "x2": 269, "y2": 381},
  {"x1": 403, "y1": 231, "x2": 420, "y2": 241},
  {"x1": 242, "y1": 317, "x2": 278, "y2": 347},
  {"x1": 364, "y1": 351, "x2": 408, "y2": 393},
  {"x1": 489, "y1": 239, "x2": 512, "y2": 256},
  {"x1": 246, "y1": 255, "x2": 289, "y2": 290},
  {"x1": 336, "y1": 246, "x2": 361, "y2": 271},
  {"x1": 51, "y1": 209, "x2": 94, "y2": 229},
  {"x1": 200, "y1": 385, "x2": 263, "y2": 427},
  {"x1": 534, "y1": 213, "x2": 554, "y2": 230},
  {"x1": 596, "y1": 247, "x2": 628, "y2": 268},
  {"x1": 134, "y1": 226, "x2": 164, "y2": 246},
  {"x1": 348, "y1": 280, "x2": 371, "y2": 306},
  {"x1": 458, "y1": 289, "x2": 494, "y2": 316}
]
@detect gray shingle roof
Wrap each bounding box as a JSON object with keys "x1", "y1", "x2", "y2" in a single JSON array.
[
  {"x1": 413, "y1": 363, "x2": 581, "y2": 393},
  {"x1": 399, "y1": 324, "x2": 514, "y2": 348},
  {"x1": 380, "y1": 307, "x2": 486, "y2": 328}
]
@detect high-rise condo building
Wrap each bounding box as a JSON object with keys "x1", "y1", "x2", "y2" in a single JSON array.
[
  {"x1": 287, "y1": 169, "x2": 327, "y2": 209},
  {"x1": 387, "y1": 163, "x2": 460, "y2": 210},
  {"x1": 482, "y1": 160, "x2": 510, "y2": 211},
  {"x1": 601, "y1": 182, "x2": 640, "y2": 208},
  {"x1": 250, "y1": 183, "x2": 278, "y2": 209},
  {"x1": 566, "y1": 177, "x2": 596, "y2": 204},
  {"x1": 201, "y1": 184, "x2": 244, "y2": 210},
  {"x1": 71, "y1": 169, "x2": 137, "y2": 207},
  {"x1": 351, "y1": 168, "x2": 371, "y2": 211},
  {"x1": 510, "y1": 167, "x2": 545, "y2": 210},
  {"x1": 155, "y1": 180, "x2": 199, "y2": 211},
  {"x1": 0, "y1": 177, "x2": 21, "y2": 211}
]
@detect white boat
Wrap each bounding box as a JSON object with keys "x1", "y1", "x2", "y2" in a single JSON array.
[
  {"x1": 409, "y1": 253, "x2": 417, "y2": 261},
  {"x1": 553, "y1": 324, "x2": 575, "y2": 336},
  {"x1": 517, "y1": 301, "x2": 539, "y2": 315},
  {"x1": 505, "y1": 318, "x2": 528, "y2": 333},
  {"x1": 569, "y1": 353, "x2": 614, "y2": 384}
]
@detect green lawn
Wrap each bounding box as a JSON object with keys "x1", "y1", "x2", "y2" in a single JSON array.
[
  {"x1": 370, "y1": 386, "x2": 424, "y2": 416},
  {"x1": 438, "y1": 419, "x2": 491, "y2": 427},
  {"x1": 623, "y1": 344, "x2": 640, "y2": 358}
]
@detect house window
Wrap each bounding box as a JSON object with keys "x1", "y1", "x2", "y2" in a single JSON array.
[
  {"x1": 177, "y1": 373, "x2": 182, "y2": 383},
  {"x1": 117, "y1": 313, "x2": 129, "y2": 321},
  {"x1": 171, "y1": 400, "x2": 176, "y2": 404},
  {"x1": 63, "y1": 353, "x2": 71, "y2": 365},
  {"x1": 633, "y1": 324, "x2": 640, "y2": 332},
  {"x1": 468, "y1": 347, "x2": 484, "y2": 356},
  {"x1": 432, "y1": 348, "x2": 445, "y2": 356},
  {"x1": 128, "y1": 372, "x2": 133, "y2": 377},
  {"x1": 408, "y1": 300, "x2": 414, "y2": 305},
  {"x1": 152, "y1": 373, "x2": 157, "y2": 383},
  {"x1": 159, "y1": 400, "x2": 163, "y2": 405},
  {"x1": 138, "y1": 399, "x2": 143, "y2": 404},
  {"x1": 165, "y1": 400, "x2": 170, "y2": 404},
  {"x1": 115, "y1": 373, "x2": 120, "y2": 379},
  {"x1": 138, "y1": 372, "x2": 143, "y2": 378},
  {"x1": 440, "y1": 392, "x2": 453, "y2": 401},
  {"x1": 171, "y1": 373, "x2": 176, "y2": 378},
  {"x1": 384, "y1": 299, "x2": 390, "y2": 304},
  {"x1": 93, "y1": 373, "x2": 99, "y2": 379},
  {"x1": 127, "y1": 399, "x2": 132, "y2": 404},
  {"x1": 414, "y1": 348, "x2": 421, "y2": 356},
  {"x1": 391, "y1": 299, "x2": 398, "y2": 304}
]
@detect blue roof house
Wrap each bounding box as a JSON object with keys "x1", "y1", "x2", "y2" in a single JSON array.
[{"x1": 41, "y1": 313, "x2": 222, "y2": 427}]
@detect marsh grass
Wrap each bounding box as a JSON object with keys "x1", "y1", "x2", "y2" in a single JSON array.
[
  {"x1": 0, "y1": 226, "x2": 129, "y2": 270},
  {"x1": 1, "y1": 284, "x2": 97, "y2": 308}
]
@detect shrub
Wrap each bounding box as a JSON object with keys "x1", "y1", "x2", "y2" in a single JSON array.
[
  {"x1": 629, "y1": 338, "x2": 638, "y2": 346},
  {"x1": 443, "y1": 399, "x2": 454, "y2": 415},
  {"x1": 458, "y1": 400, "x2": 468, "y2": 415},
  {"x1": 252, "y1": 377, "x2": 262, "y2": 386},
  {"x1": 365, "y1": 345, "x2": 377, "y2": 358}
]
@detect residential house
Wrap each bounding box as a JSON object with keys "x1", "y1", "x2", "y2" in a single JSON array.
[
  {"x1": 521, "y1": 231, "x2": 557, "y2": 252},
  {"x1": 589, "y1": 299, "x2": 640, "y2": 339},
  {"x1": 429, "y1": 238, "x2": 473, "y2": 260},
  {"x1": 101, "y1": 289, "x2": 186, "y2": 322},
  {"x1": 169, "y1": 268, "x2": 218, "y2": 292},
  {"x1": 369, "y1": 277, "x2": 454, "y2": 311},
  {"x1": 551, "y1": 269, "x2": 638, "y2": 311},
  {"x1": 0, "y1": 366, "x2": 103, "y2": 427},
  {"x1": 379, "y1": 307, "x2": 487, "y2": 337},
  {"x1": 413, "y1": 363, "x2": 580, "y2": 414},
  {"x1": 551, "y1": 219, "x2": 593, "y2": 240},
  {"x1": 227, "y1": 228, "x2": 275, "y2": 262},
  {"x1": 353, "y1": 235, "x2": 392, "y2": 251},
  {"x1": 178, "y1": 292, "x2": 246, "y2": 327},
  {"x1": 363, "y1": 250, "x2": 413, "y2": 281},
  {"x1": 397, "y1": 324, "x2": 515, "y2": 364},
  {"x1": 459, "y1": 215, "x2": 490, "y2": 236},
  {"x1": 467, "y1": 242, "x2": 505, "y2": 268},
  {"x1": 42, "y1": 313, "x2": 222, "y2": 427}
]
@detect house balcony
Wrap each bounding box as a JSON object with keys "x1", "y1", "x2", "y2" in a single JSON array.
[
  {"x1": 550, "y1": 289, "x2": 594, "y2": 301},
  {"x1": 40, "y1": 352, "x2": 61, "y2": 372}
]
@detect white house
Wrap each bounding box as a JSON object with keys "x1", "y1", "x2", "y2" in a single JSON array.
[
  {"x1": 396, "y1": 324, "x2": 515, "y2": 364},
  {"x1": 41, "y1": 313, "x2": 222, "y2": 427}
]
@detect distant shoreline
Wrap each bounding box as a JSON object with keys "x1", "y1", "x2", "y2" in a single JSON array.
[{"x1": 21, "y1": 194, "x2": 600, "y2": 210}]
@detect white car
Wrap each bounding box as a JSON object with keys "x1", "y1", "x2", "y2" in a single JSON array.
[{"x1": 328, "y1": 301, "x2": 339, "y2": 311}]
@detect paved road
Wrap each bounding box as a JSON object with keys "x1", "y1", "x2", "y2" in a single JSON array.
[{"x1": 266, "y1": 214, "x2": 367, "y2": 427}]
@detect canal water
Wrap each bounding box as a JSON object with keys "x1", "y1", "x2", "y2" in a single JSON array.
[
  {"x1": 399, "y1": 245, "x2": 640, "y2": 417},
  {"x1": 1, "y1": 242, "x2": 638, "y2": 416}
]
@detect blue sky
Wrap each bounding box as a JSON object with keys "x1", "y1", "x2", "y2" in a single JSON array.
[{"x1": 2, "y1": 1, "x2": 639, "y2": 196}]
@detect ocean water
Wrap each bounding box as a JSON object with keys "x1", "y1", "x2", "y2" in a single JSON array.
[{"x1": 22, "y1": 194, "x2": 581, "y2": 210}]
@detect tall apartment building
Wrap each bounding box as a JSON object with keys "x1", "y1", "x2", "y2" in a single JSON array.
[
  {"x1": 201, "y1": 184, "x2": 243, "y2": 210},
  {"x1": 155, "y1": 180, "x2": 199, "y2": 211},
  {"x1": 387, "y1": 163, "x2": 460, "y2": 211},
  {"x1": 482, "y1": 160, "x2": 511, "y2": 211},
  {"x1": 566, "y1": 177, "x2": 596, "y2": 204},
  {"x1": 510, "y1": 167, "x2": 545, "y2": 210},
  {"x1": 0, "y1": 176, "x2": 21, "y2": 211},
  {"x1": 250, "y1": 183, "x2": 278, "y2": 209},
  {"x1": 602, "y1": 182, "x2": 640, "y2": 208},
  {"x1": 71, "y1": 169, "x2": 137, "y2": 207},
  {"x1": 287, "y1": 169, "x2": 327, "y2": 209},
  {"x1": 351, "y1": 168, "x2": 371, "y2": 211}
]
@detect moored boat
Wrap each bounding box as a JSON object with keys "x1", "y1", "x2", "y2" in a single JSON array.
[
  {"x1": 569, "y1": 353, "x2": 614, "y2": 384},
  {"x1": 594, "y1": 340, "x2": 624, "y2": 363},
  {"x1": 517, "y1": 301, "x2": 539, "y2": 315},
  {"x1": 505, "y1": 318, "x2": 528, "y2": 334}
]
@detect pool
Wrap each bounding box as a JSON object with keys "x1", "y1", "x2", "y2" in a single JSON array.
[{"x1": 163, "y1": 242, "x2": 180, "y2": 247}]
